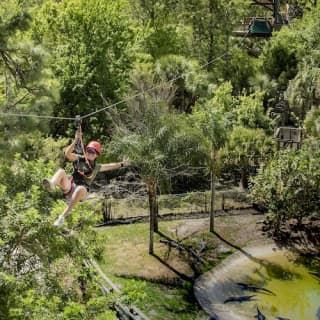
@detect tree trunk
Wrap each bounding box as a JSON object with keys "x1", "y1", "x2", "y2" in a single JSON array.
[
  {"x1": 102, "y1": 194, "x2": 110, "y2": 223},
  {"x1": 148, "y1": 179, "x2": 157, "y2": 254},
  {"x1": 209, "y1": 149, "x2": 215, "y2": 232},
  {"x1": 222, "y1": 192, "x2": 225, "y2": 211},
  {"x1": 207, "y1": 0, "x2": 215, "y2": 71},
  {"x1": 154, "y1": 199, "x2": 159, "y2": 232},
  {"x1": 240, "y1": 167, "x2": 249, "y2": 190}
]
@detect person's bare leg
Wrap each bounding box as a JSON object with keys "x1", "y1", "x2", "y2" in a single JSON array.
[
  {"x1": 51, "y1": 169, "x2": 70, "y2": 192},
  {"x1": 43, "y1": 169, "x2": 70, "y2": 193},
  {"x1": 62, "y1": 186, "x2": 87, "y2": 218},
  {"x1": 54, "y1": 186, "x2": 87, "y2": 227}
]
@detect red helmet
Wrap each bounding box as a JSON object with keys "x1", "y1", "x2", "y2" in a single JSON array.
[{"x1": 86, "y1": 141, "x2": 102, "y2": 155}]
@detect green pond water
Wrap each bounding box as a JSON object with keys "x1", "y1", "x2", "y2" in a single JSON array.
[{"x1": 230, "y1": 251, "x2": 320, "y2": 319}]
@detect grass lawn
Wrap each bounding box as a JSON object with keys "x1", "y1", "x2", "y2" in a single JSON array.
[{"x1": 96, "y1": 214, "x2": 265, "y2": 319}]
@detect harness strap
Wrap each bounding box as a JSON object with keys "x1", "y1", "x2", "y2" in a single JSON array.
[
  {"x1": 76, "y1": 167, "x2": 95, "y2": 179},
  {"x1": 75, "y1": 116, "x2": 83, "y2": 154},
  {"x1": 64, "y1": 176, "x2": 75, "y2": 196}
]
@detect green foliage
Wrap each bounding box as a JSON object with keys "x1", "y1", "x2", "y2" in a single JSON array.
[
  {"x1": 0, "y1": 0, "x2": 31, "y2": 44},
  {"x1": 156, "y1": 55, "x2": 209, "y2": 111},
  {"x1": 191, "y1": 96, "x2": 228, "y2": 152},
  {"x1": 196, "y1": 81, "x2": 236, "y2": 130},
  {"x1": 0, "y1": 132, "x2": 68, "y2": 165},
  {"x1": 121, "y1": 279, "x2": 147, "y2": 305},
  {"x1": 224, "y1": 127, "x2": 274, "y2": 165},
  {"x1": 0, "y1": 155, "x2": 112, "y2": 318},
  {"x1": 10, "y1": 289, "x2": 62, "y2": 320},
  {"x1": 33, "y1": 0, "x2": 136, "y2": 138},
  {"x1": 111, "y1": 112, "x2": 207, "y2": 188},
  {"x1": 109, "y1": 65, "x2": 208, "y2": 189},
  {"x1": 206, "y1": 81, "x2": 236, "y2": 113},
  {"x1": 267, "y1": 2, "x2": 320, "y2": 123},
  {"x1": 128, "y1": 0, "x2": 194, "y2": 58},
  {"x1": 292, "y1": 0, "x2": 318, "y2": 11},
  {"x1": 0, "y1": 1, "x2": 60, "y2": 157},
  {"x1": 286, "y1": 62, "x2": 320, "y2": 120},
  {"x1": 260, "y1": 27, "x2": 299, "y2": 88},
  {"x1": 304, "y1": 107, "x2": 320, "y2": 137},
  {"x1": 235, "y1": 92, "x2": 273, "y2": 132},
  {"x1": 290, "y1": 1, "x2": 320, "y2": 57},
  {"x1": 257, "y1": 2, "x2": 320, "y2": 108},
  {"x1": 143, "y1": 23, "x2": 193, "y2": 58},
  {"x1": 63, "y1": 302, "x2": 86, "y2": 320},
  {"x1": 219, "y1": 47, "x2": 257, "y2": 94},
  {"x1": 222, "y1": 126, "x2": 275, "y2": 188},
  {"x1": 250, "y1": 143, "x2": 320, "y2": 225},
  {"x1": 179, "y1": 0, "x2": 251, "y2": 65}
]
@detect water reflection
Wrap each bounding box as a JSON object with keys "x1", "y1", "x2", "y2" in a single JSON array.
[
  {"x1": 236, "y1": 282, "x2": 275, "y2": 296},
  {"x1": 194, "y1": 242, "x2": 320, "y2": 320}
]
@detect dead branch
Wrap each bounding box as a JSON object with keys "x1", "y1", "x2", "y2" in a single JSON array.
[{"x1": 160, "y1": 239, "x2": 206, "y2": 264}]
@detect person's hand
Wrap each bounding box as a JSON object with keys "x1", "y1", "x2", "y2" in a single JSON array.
[{"x1": 122, "y1": 157, "x2": 131, "y2": 167}]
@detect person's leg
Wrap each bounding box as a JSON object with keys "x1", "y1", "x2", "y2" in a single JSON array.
[
  {"x1": 43, "y1": 169, "x2": 71, "y2": 193},
  {"x1": 52, "y1": 168, "x2": 71, "y2": 191},
  {"x1": 62, "y1": 185, "x2": 87, "y2": 217},
  {"x1": 54, "y1": 185, "x2": 88, "y2": 227}
]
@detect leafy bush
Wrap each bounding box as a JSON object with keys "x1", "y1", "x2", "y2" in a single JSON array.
[
  {"x1": 0, "y1": 155, "x2": 110, "y2": 319},
  {"x1": 250, "y1": 141, "x2": 320, "y2": 226},
  {"x1": 121, "y1": 279, "x2": 147, "y2": 305}
]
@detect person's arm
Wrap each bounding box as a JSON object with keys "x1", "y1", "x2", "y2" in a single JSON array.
[
  {"x1": 99, "y1": 159, "x2": 130, "y2": 172},
  {"x1": 99, "y1": 162, "x2": 123, "y2": 172},
  {"x1": 65, "y1": 131, "x2": 81, "y2": 162}
]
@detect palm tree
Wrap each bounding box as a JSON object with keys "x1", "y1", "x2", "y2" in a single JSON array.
[
  {"x1": 191, "y1": 102, "x2": 227, "y2": 232},
  {"x1": 109, "y1": 65, "x2": 207, "y2": 253}
]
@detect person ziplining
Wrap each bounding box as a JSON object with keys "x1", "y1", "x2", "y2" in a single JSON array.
[
  {"x1": 0, "y1": 52, "x2": 230, "y2": 229},
  {"x1": 42, "y1": 127, "x2": 129, "y2": 227}
]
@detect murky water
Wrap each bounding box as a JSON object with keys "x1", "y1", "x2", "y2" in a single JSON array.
[
  {"x1": 194, "y1": 245, "x2": 320, "y2": 320},
  {"x1": 242, "y1": 253, "x2": 320, "y2": 320}
]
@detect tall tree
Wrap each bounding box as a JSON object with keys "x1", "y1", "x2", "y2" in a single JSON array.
[
  {"x1": 155, "y1": 54, "x2": 209, "y2": 112},
  {"x1": 108, "y1": 63, "x2": 207, "y2": 253},
  {"x1": 191, "y1": 93, "x2": 228, "y2": 232},
  {"x1": 0, "y1": 0, "x2": 59, "y2": 157},
  {"x1": 179, "y1": 0, "x2": 251, "y2": 65},
  {"x1": 33, "y1": 0, "x2": 136, "y2": 139},
  {"x1": 287, "y1": 63, "x2": 320, "y2": 121},
  {"x1": 128, "y1": 0, "x2": 192, "y2": 58}
]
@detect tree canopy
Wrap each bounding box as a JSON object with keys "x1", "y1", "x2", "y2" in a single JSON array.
[{"x1": 1, "y1": 0, "x2": 320, "y2": 316}]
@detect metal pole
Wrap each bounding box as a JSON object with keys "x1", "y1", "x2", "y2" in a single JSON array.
[{"x1": 274, "y1": 0, "x2": 281, "y2": 24}]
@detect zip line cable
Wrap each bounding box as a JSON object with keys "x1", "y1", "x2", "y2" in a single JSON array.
[
  {"x1": 0, "y1": 112, "x2": 75, "y2": 121},
  {"x1": 80, "y1": 52, "x2": 228, "y2": 120},
  {"x1": 0, "y1": 32, "x2": 250, "y2": 122}
]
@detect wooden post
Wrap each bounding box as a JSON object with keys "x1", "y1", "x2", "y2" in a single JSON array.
[
  {"x1": 222, "y1": 192, "x2": 225, "y2": 211},
  {"x1": 102, "y1": 193, "x2": 109, "y2": 223},
  {"x1": 148, "y1": 179, "x2": 157, "y2": 254},
  {"x1": 204, "y1": 193, "x2": 207, "y2": 213},
  {"x1": 209, "y1": 149, "x2": 215, "y2": 232},
  {"x1": 154, "y1": 194, "x2": 159, "y2": 233}
]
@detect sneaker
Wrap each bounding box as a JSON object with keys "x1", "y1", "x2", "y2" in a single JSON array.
[
  {"x1": 42, "y1": 178, "x2": 55, "y2": 192},
  {"x1": 53, "y1": 215, "x2": 65, "y2": 227}
]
